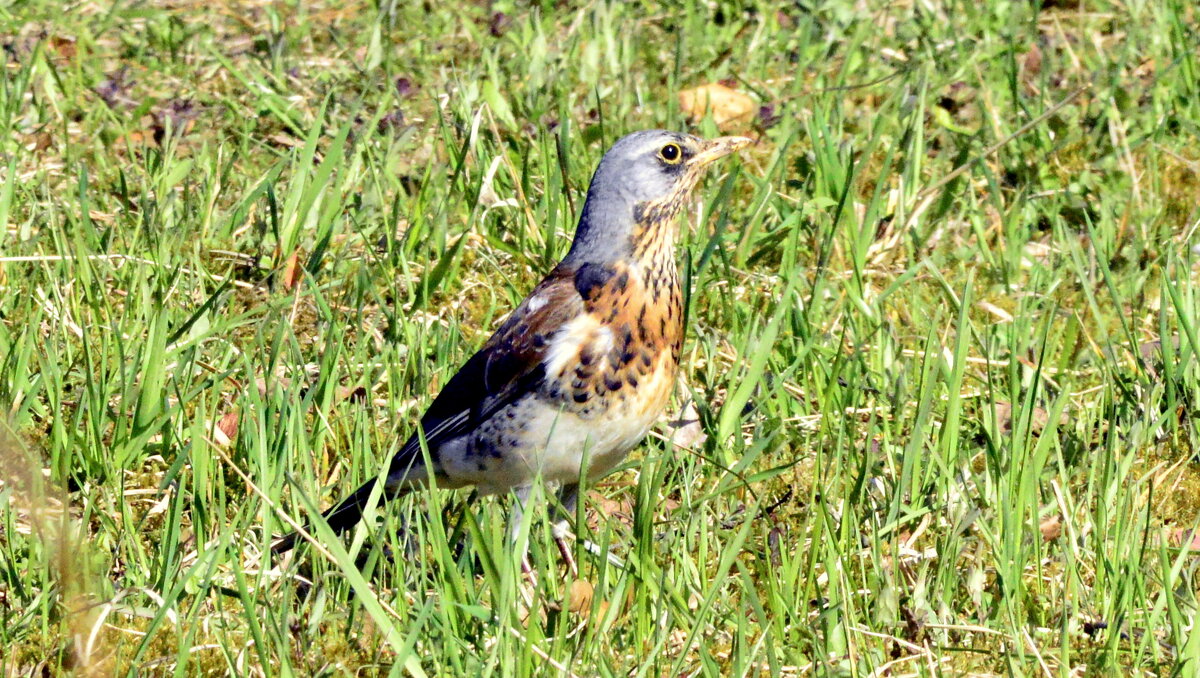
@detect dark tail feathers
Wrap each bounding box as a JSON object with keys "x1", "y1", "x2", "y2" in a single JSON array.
[{"x1": 271, "y1": 479, "x2": 390, "y2": 554}]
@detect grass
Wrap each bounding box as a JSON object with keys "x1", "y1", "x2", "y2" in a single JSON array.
[{"x1": 1, "y1": 0, "x2": 1199, "y2": 674}]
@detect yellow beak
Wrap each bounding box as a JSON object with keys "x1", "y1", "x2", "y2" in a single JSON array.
[{"x1": 689, "y1": 136, "x2": 754, "y2": 167}]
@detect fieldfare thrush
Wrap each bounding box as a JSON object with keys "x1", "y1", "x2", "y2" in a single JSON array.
[{"x1": 273, "y1": 130, "x2": 752, "y2": 562}]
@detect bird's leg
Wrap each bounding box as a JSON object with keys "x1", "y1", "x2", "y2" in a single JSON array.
[{"x1": 553, "y1": 483, "x2": 580, "y2": 576}]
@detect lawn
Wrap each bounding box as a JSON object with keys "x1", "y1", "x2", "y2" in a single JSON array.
[{"x1": 2, "y1": 0, "x2": 1199, "y2": 675}]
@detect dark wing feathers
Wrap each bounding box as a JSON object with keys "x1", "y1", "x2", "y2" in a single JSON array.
[
  {"x1": 392, "y1": 265, "x2": 583, "y2": 473},
  {"x1": 272, "y1": 266, "x2": 584, "y2": 553}
]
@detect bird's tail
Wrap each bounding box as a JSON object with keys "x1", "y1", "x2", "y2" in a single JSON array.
[
  {"x1": 271, "y1": 478, "x2": 395, "y2": 554},
  {"x1": 271, "y1": 444, "x2": 436, "y2": 555}
]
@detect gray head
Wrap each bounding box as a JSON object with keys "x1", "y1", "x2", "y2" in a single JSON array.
[{"x1": 565, "y1": 130, "x2": 751, "y2": 265}]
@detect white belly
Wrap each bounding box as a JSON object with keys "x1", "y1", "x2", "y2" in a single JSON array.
[{"x1": 438, "y1": 356, "x2": 676, "y2": 494}]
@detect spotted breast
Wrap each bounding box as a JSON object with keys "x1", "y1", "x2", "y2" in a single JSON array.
[{"x1": 438, "y1": 235, "x2": 684, "y2": 494}]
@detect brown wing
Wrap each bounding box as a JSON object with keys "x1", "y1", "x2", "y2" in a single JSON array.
[
  {"x1": 273, "y1": 264, "x2": 592, "y2": 552},
  {"x1": 384, "y1": 265, "x2": 585, "y2": 478}
]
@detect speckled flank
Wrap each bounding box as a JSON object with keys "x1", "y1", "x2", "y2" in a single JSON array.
[{"x1": 441, "y1": 201, "x2": 686, "y2": 491}]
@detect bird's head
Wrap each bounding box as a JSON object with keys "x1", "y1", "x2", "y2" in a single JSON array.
[{"x1": 567, "y1": 130, "x2": 752, "y2": 265}]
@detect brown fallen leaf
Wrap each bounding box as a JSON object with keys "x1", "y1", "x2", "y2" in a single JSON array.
[
  {"x1": 213, "y1": 411, "x2": 238, "y2": 446},
  {"x1": 116, "y1": 115, "x2": 163, "y2": 148},
  {"x1": 25, "y1": 132, "x2": 53, "y2": 154},
  {"x1": 336, "y1": 385, "x2": 369, "y2": 404},
  {"x1": 255, "y1": 376, "x2": 293, "y2": 397},
  {"x1": 1171, "y1": 528, "x2": 1200, "y2": 551},
  {"x1": 588, "y1": 491, "x2": 633, "y2": 530},
  {"x1": 117, "y1": 130, "x2": 151, "y2": 147},
  {"x1": 48, "y1": 36, "x2": 77, "y2": 60},
  {"x1": 976, "y1": 300, "x2": 1014, "y2": 323},
  {"x1": 267, "y1": 133, "x2": 322, "y2": 162},
  {"x1": 281, "y1": 250, "x2": 302, "y2": 291},
  {"x1": 567, "y1": 579, "x2": 593, "y2": 614},
  {"x1": 991, "y1": 401, "x2": 1063, "y2": 436},
  {"x1": 667, "y1": 401, "x2": 706, "y2": 450},
  {"x1": 1020, "y1": 43, "x2": 1043, "y2": 95},
  {"x1": 1022, "y1": 42, "x2": 1043, "y2": 80},
  {"x1": 678, "y1": 83, "x2": 755, "y2": 129},
  {"x1": 1039, "y1": 515, "x2": 1062, "y2": 542},
  {"x1": 1133, "y1": 58, "x2": 1156, "y2": 82}
]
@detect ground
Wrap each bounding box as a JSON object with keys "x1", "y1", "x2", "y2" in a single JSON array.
[{"x1": 1, "y1": 0, "x2": 1199, "y2": 675}]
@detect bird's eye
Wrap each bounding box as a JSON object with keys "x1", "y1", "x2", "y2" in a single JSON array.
[{"x1": 658, "y1": 143, "x2": 683, "y2": 164}]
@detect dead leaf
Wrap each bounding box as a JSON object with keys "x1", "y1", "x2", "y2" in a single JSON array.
[
  {"x1": 1039, "y1": 515, "x2": 1062, "y2": 542},
  {"x1": 992, "y1": 401, "x2": 1014, "y2": 433},
  {"x1": 336, "y1": 385, "x2": 369, "y2": 404},
  {"x1": 678, "y1": 83, "x2": 755, "y2": 129},
  {"x1": 1133, "y1": 58, "x2": 1156, "y2": 81},
  {"x1": 567, "y1": 580, "x2": 593, "y2": 614},
  {"x1": 255, "y1": 376, "x2": 292, "y2": 397},
  {"x1": 1170, "y1": 528, "x2": 1200, "y2": 551},
  {"x1": 213, "y1": 412, "x2": 238, "y2": 446},
  {"x1": 266, "y1": 131, "x2": 324, "y2": 163},
  {"x1": 25, "y1": 132, "x2": 53, "y2": 153},
  {"x1": 1022, "y1": 43, "x2": 1043, "y2": 80},
  {"x1": 588, "y1": 492, "x2": 633, "y2": 530},
  {"x1": 118, "y1": 130, "x2": 152, "y2": 147},
  {"x1": 1023, "y1": 241, "x2": 1054, "y2": 259},
  {"x1": 991, "y1": 401, "x2": 1062, "y2": 436},
  {"x1": 1188, "y1": 531, "x2": 1200, "y2": 551},
  {"x1": 976, "y1": 300, "x2": 1014, "y2": 323},
  {"x1": 116, "y1": 115, "x2": 162, "y2": 148},
  {"x1": 667, "y1": 401, "x2": 706, "y2": 449},
  {"x1": 267, "y1": 133, "x2": 305, "y2": 150},
  {"x1": 48, "y1": 36, "x2": 76, "y2": 60},
  {"x1": 281, "y1": 250, "x2": 302, "y2": 291}
]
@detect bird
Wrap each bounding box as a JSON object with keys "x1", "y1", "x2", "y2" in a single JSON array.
[{"x1": 272, "y1": 130, "x2": 752, "y2": 565}]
